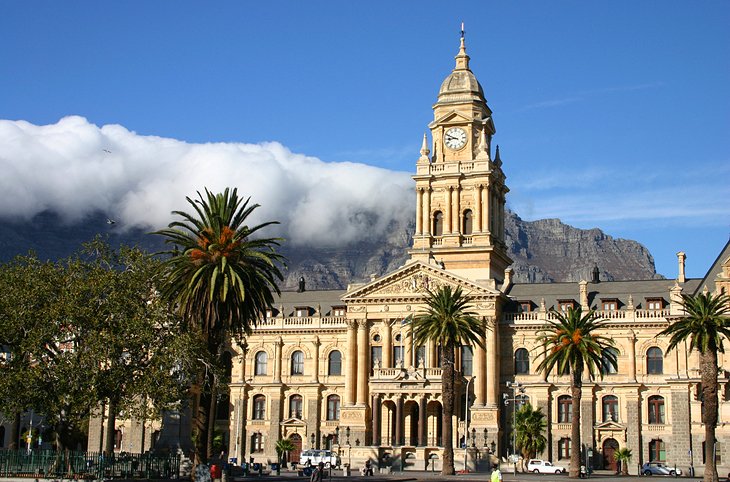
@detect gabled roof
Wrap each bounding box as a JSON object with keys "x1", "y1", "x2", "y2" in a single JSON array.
[{"x1": 694, "y1": 238, "x2": 730, "y2": 295}]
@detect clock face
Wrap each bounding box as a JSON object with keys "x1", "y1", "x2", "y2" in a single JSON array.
[{"x1": 444, "y1": 127, "x2": 467, "y2": 150}]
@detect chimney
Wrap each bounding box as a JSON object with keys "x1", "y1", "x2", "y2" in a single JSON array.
[
  {"x1": 579, "y1": 280, "x2": 589, "y2": 310},
  {"x1": 591, "y1": 265, "x2": 600, "y2": 283},
  {"x1": 297, "y1": 276, "x2": 306, "y2": 293},
  {"x1": 501, "y1": 267, "x2": 513, "y2": 292},
  {"x1": 677, "y1": 252, "x2": 686, "y2": 283}
]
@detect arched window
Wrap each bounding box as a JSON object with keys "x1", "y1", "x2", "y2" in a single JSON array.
[
  {"x1": 291, "y1": 350, "x2": 304, "y2": 375},
  {"x1": 113, "y1": 429, "x2": 123, "y2": 450},
  {"x1": 254, "y1": 351, "x2": 268, "y2": 376},
  {"x1": 558, "y1": 395, "x2": 572, "y2": 423},
  {"x1": 461, "y1": 345, "x2": 473, "y2": 376},
  {"x1": 515, "y1": 348, "x2": 530, "y2": 375},
  {"x1": 251, "y1": 433, "x2": 264, "y2": 453},
  {"x1": 648, "y1": 396, "x2": 665, "y2": 424},
  {"x1": 558, "y1": 438, "x2": 571, "y2": 460},
  {"x1": 253, "y1": 395, "x2": 266, "y2": 420},
  {"x1": 462, "y1": 209, "x2": 473, "y2": 235},
  {"x1": 328, "y1": 351, "x2": 342, "y2": 376},
  {"x1": 601, "y1": 347, "x2": 619, "y2": 375},
  {"x1": 433, "y1": 211, "x2": 444, "y2": 236},
  {"x1": 602, "y1": 395, "x2": 619, "y2": 422},
  {"x1": 649, "y1": 439, "x2": 666, "y2": 462},
  {"x1": 289, "y1": 395, "x2": 303, "y2": 419},
  {"x1": 647, "y1": 347, "x2": 663, "y2": 374},
  {"x1": 327, "y1": 395, "x2": 341, "y2": 421}
]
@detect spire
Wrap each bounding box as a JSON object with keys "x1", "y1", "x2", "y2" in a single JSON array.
[
  {"x1": 494, "y1": 144, "x2": 502, "y2": 167},
  {"x1": 475, "y1": 127, "x2": 490, "y2": 161},
  {"x1": 418, "y1": 133, "x2": 431, "y2": 163},
  {"x1": 455, "y1": 23, "x2": 470, "y2": 71}
]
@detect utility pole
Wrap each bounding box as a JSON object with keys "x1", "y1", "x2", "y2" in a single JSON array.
[
  {"x1": 463, "y1": 377, "x2": 474, "y2": 472},
  {"x1": 503, "y1": 381, "x2": 525, "y2": 476}
]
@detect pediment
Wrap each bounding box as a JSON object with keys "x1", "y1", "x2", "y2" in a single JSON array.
[
  {"x1": 280, "y1": 417, "x2": 306, "y2": 426},
  {"x1": 429, "y1": 110, "x2": 472, "y2": 127},
  {"x1": 342, "y1": 261, "x2": 500, "y2": 301},
  {"x1": 594, "y1": 420, "x2": 625, "y2": 431}
]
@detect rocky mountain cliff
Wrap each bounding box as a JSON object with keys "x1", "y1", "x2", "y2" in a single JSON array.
[{"x1": 0, "y1": 210, "x2": 661, "y2": 290}]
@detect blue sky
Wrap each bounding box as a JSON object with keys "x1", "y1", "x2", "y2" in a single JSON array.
[{"x1": 1, "y1": 1, "x2": 728, "y2": 279}]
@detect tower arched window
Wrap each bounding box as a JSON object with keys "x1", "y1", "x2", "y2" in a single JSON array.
[
  {"x1": 462, "y1": 209, "x2": 473, "y2": 235},
  {"x1": 647, "y1": 347, "x2": 663, "y2": 375},
  {"x1": 254, "y1": 351, "x2": 268, "y2": 376},
  {"x1": 289, "y1": 395, "x2": 303, "y2": 419},
  {"x1": 327, "y1": 395, "x2": 341, "y2": 421},
  {"x1": 253, "y1": 395, "x2": 266, "y2": 420},
  {"x1": 328, "y1": 350, "x2": 342, "y2": 376},
  {"x1": 291, "y1": 350, "x2": 304, "y2": 375},
  {"x1": 433, "y1": 211, "x2": 444, "y2": 236},
  {"x1": 514, "y1": 348, "x2": 529, "y2": 375}
]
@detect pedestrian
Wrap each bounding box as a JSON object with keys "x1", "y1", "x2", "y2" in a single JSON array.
[
  {"x1": 310, "y1": 462, "x2": 324, "y2": 482},
  {"x1": 491, "y1": 464, "x2": 502, "y2": 482}
]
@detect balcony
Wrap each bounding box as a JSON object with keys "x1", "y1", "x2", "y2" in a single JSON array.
[
  {"x1": 503, "y1": 308, "x2": 672, "y2": 324},
  {"x1": 255, "y1": 316, "x2": 347, "y2": 331}
]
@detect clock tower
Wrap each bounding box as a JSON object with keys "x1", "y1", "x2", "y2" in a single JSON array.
[{"x1": 409, "y1": 33, "x2": 512, "y2": 285}]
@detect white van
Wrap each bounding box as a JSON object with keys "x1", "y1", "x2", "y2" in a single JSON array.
[{"x1": 299, "y1": 450, "x2": 340, "y2": 467}]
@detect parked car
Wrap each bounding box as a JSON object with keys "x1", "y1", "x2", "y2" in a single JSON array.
[
  {"x1": 642, "y1": 462, "x2": 682, "y2": 476},
  {"x1": 527, "y1": 459, "x2": 567, "y2": 474},
  {"x1": 299, "y1": 450, "x2": 340, "y2": 468}
]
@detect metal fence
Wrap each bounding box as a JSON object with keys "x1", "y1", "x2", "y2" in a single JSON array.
[{"x1": 0, "y1": 449, "x2": 180, "y2": 479}]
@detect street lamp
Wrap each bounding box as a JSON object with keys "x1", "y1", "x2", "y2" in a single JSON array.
[
  {"x1": 311, "y1": 433, "x2": 316, "y2": 449},
  {"x1": 483, "y1": 428, "x2": 488, "y2": 449},
  {"x1": 335, "y1": 427, "x2": 340, "y2": 445},
  {"x1": 504, "y1": 381, "x2": 525, "y2": 476},
  {"x1": 463, "y1": 376, "x2": 474, "y2": 472},
  {"x1": 345, "y1": 426, "x2": 350, "y2": 445},
  {"x1": 471, "y1": 428, "x2": 476, "y2": 447}
]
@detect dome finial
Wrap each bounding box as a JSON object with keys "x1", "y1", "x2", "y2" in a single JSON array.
[
  {"x1": 418, "y1": 133, "x2": 431, "y2": 163},
  {"x1": 455, "y1": 22, "x2": 470, "y2": 70}
]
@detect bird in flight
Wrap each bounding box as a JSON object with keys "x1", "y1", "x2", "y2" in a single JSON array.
[
  {"x1": 106, "y1": 218, "x2": 116, "y2": 225},
  {"x1": 103, "y1": 149, "x2": 111, "y2": 153}
]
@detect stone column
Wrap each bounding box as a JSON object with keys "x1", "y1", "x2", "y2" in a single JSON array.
[
  {"x1": 628, "y1": 331, "x2": 637, "y2": 382},
  {"x1": 486, "y1": 318, "x2": 499, "y2": 406},
  {"x1": 372, "y1": 395, "x2": 381, "y2": 446},
  {"x1": 415, "y1": 188, "x2": 423, "y2": 235},
  {"x1": 474, "y1": 327, "x2": 487, "y2": 406},
  {"x1": 418, "y1": 397, "x2": 427, "y2": 447},
  {"x1": 445, "y1": 187, "x2": 452, "y2": 234},
  {"x1": 498, "y1": 193, "x2": 505, "y2": 241},
  {"x1": 427, "y1": 339, "x2": 436, "y2": 368},
  {"x1": 482, "y1": 186, "x2": 490, "y2": 234},
  {"x1": 356, "y1": 319, "x2": 370, "y2": 405},
  {"x1": 395, "y1": 396, "x2": 404, "y2": 446},
  {"x1": 474, "y1": 185, "x2": 482, "y2": 232},
  {"x1": 452, "y1": 186, "x2": 460, "y2": 233},
  {"x1": 312, "y1": 336, "x2": 320, "y2": 383},
  {"x1": 274, "y1": 337, "x2": 283, "y2": 383},
  {"x1": 423, "y1": 189, "x2": 431, "y2": 236},
  {"x1": 383, "y1": 320, "x2": 393, "y2": 368},
  {"x1": 345, "y1": 320, "x2": 358, "y2": 405},
  {"x1": 404, "y1": 322, "x2": 413, "y2": 367}
]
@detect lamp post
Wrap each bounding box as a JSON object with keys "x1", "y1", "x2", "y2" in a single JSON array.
[
  {"x1": 311, "y1": 433, "x2": 316, "y2": 449},
  {"x1": 463, "y1": 376, "x2": 473, "y2": 472},
  {"x1": 483, "y1": 428, "x2": 488, "y2": 449},
  {"x1": 504, "y1": 381, "x2": 525, "y2": 476}
]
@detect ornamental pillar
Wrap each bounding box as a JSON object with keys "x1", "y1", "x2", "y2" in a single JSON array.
[
  {"x1": 372, "y1": 395, "x2": 381, "y2": 446},
  {"x1": 383, "y1": 321, "x2": 393, "y2": 368},
  {"x1": 312, "y1": 336, "x2": 320, "y2": 383},
  {"x1": 274, "y1": 337, "x2": 283, "y2": 383},
  {"x1": 452, "y1": 186, "x2": 460, "y2": 233},
  {"x1": 356, "y1": 319, "x2": 370, "y2": 405},
  {"x1": 474, "y1": 327, "x2": 486, "y2": 406},
  {"x1": 486, "y1": 318, "x2": 499, "y2": 406},
  {"x1": 415, "y1": 189, "x2": 423, "y2": 235},
  {"x1": 628, "y1": 331, "x2": 637, "y2": 382},
  {"x1": 423, "y1": 189, "x2": 431, "y2": 236},
  {"x1": 474, "y1": 185, "x2": 482, "y2": 232},
  {"x1": 445, "y1": 187, "x2": 452, "y2": 235},
  {"x1": 418, "y1": 396, "x2": 427, "y2": 447},
  {"x1": 482, "y1": 186, "x2": 490, "y2": 234},
  {"x1": 345, "y1": 319, "x2": 358, "y2": 405}
]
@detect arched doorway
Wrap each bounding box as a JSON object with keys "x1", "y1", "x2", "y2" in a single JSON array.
[
  {"x1": 602, "y1": 438, "x2": 619, "y2": 472},
  {"x1": 290, "y1": 433, "x2": 303, "y2": 464}
]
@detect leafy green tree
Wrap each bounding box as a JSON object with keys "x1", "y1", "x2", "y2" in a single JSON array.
[
  {"x1": 276, "y1": 438, "x2": 295, "y2": 468},
  {"x1": 154, "y1": 188, "x2": 284, "y2": 463},
  {"x1": 613, "y1": 447, "x2": 632, "y2": 476},
  {"x1": 514, "y1": 403, "x2": 547, "y2": 471},
  {"x1": 536, "y1": 307, "x2": 616, "y2": 478},
  {"x1": 411, "y1": 285, "x2": 485, "y2": 476},
  {"x1": 658, "y1": 292, "x2": 730, "y2": 482}
]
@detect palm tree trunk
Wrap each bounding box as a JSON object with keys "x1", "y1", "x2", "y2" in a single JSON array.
[
  {"x1": 570, "y1": 370, "x2": 582, "y2": 478},
  {"x1": 207, "y1": 378, "x2": 218, "y2": 460},
  {"x1": 701, "y1": 349, "x2": 719, "y2": 482},
  {"x1": 441, "y1": 341, "x2": 456, "y2": 475}
]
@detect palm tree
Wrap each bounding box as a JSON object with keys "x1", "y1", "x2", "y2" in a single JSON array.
[
  {"x1": 514, "y1": 403, "x2": 547, "y2": 471},
  {"x1": 276, "y1": 438, "x2": 296, "y2": 469},
  {"x1": 658, "y1": 292, "x2": 730, "y2": 482},
  {"x1": 411, "y1": 285, "x2": 485, "y2": 475},
  {"x1": 154, "y1": 188, "x2": 284, "y2": 463},
  {"x1": 536, "y1": 307, "x2": 616, "y2": 478},
  {"x1": 613, "y1": 447, "x2": 632, "y2": 476}
]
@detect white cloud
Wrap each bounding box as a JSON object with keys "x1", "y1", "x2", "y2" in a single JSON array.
[{"x1": 0, "y1": 116, "x2": 414, "y2": 247}]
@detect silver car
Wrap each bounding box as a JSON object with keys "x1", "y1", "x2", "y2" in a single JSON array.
[{"x1": 642, "y1": 462, "x2": 682, "y2": 476}]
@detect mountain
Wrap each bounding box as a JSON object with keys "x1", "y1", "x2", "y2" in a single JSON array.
[{"x1": 0, "y1": 210, "x2": 661, "y2": 290}]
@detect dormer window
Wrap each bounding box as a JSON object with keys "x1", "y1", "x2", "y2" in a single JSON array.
[
  {"x1": 601, "y1": 298, "x2": 619, "y2": 311},
  {"x1": 518, "y1": 301, "x2": 532, "y2": 313},
  {"x1": 557, "y1": 299, "x2": 576, "y2": 312},
  {"x1": 265, "y1": 309, "x2": 274, "y2": 319},
  {"x1": 646, "y1": 298, "x2": 664, "y2": 310},
  {"x1": 294, "y1": 306, "x2": 310, "y2": 317},
  {"x1": 332, "y1": 306, "x2": 347, "y2": 317}
]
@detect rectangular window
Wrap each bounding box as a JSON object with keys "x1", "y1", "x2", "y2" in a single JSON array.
[
  {"x1": 371, "y1": 346, "x2": 382, "y2": 373},
  {"x1": 416, "y1": 345, "x2": 426, "y2": 367},
  {"x1": 332, "y1": 306, "x2": 346, "y2": 317},
  {"x1": 461, "y1": 345, "x2": 473, "y2": 376},
  {"x1": 518, "y1": 301, "x2": 531, "y2": 313},
  {"x1": 295, "y1": 307, "x2": 309, "y2": 317},
  {"x1": 602, "y1": 299, "x2": 618, "y2": 311},
  {"x1": 393, "y1": 346, "x2": 404, "y2": 366},
  {"x1": 647, "y1": 298, "x2": 664, "y2": 310},
  {"x1": 252, "y1": 433, "x2": 264, "y2": 453},
  {"x1": 557, "y1": 300, "x2": 575, "y2": 312}
]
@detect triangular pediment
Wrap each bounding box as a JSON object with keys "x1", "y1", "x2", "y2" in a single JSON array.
[
  {"x1": 343, "y1": 261, "x2": 500, "y2": 301},
  {"x1": 429, "y1": 110, "x2": 472, "y2": 127},
  {"x1": 280, "y1": 417, "x2": 306, "y2": 426},
  {"x1": 594, "y1": 420, "x2": 624, "y2": 431}
]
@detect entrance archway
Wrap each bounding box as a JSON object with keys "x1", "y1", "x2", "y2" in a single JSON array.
[
  {"x1": 290, "y1": 433, "x2": 303, "y2": 464},
  {"x1": 602, "y1": 438, "x2": 619, "y2": 472}
]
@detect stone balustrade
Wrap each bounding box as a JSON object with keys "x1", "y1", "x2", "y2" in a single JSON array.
[
  {"x1": 254, "y1": 316, "x2": 347, "y2": 330},
  {"x1": 503, "y1": 309, "x2": 671, "y2": 324}
]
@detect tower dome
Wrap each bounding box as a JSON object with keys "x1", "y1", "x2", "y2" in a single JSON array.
[{"x1": 436, "y1": 35, "x2": 486, "y2": 105}]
